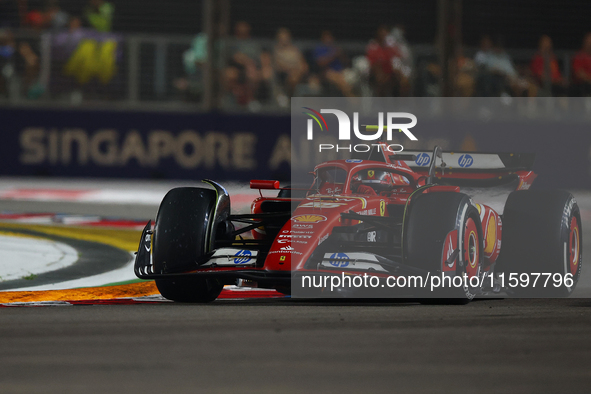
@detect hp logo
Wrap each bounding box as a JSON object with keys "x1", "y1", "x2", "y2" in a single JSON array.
[
  {"x1": 415, "y1": 152, "x2": 431, "y2": 166},
  {"x1": 234, "y1": 250, "x2": 252, "y2": 264},
  {"x1": 329, "y1": 253, "x2": 349, "y2": 267},
  {"x1": 458, "y1": 154, "x2": 474, "y2": 168}
]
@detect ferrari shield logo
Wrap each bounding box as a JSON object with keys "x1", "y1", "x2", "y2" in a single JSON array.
[
  {"x1": 380, "y1": 200, "x2": 386, "y2": 216},
  {"x1": 368, "y1": 170, "x2": 375, "y2": 179}
]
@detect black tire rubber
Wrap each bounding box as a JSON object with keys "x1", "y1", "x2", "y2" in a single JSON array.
[
  {"x1": 155, "y1": 277, "x2": 223, "y2": 303},
  {"x1": 496, "y1": 190, "x2": 582, "y2": 297},
  {"x1": 404, "y1": 192, "x2": 484, "y2": 302},
  {"x1": 153, "y1": 187, "x2": 223, "y2": 302}
]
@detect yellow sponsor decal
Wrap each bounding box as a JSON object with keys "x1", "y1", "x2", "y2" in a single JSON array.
[
  {"x1": 484, "y1": 216, "x2": 496, "y2": 255},
  {"x1": 291, "y1": 214, "x2": 327, "y2": 223}
]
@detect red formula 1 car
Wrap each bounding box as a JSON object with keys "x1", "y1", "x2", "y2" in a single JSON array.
[{"x1": 134, "y1": 144, "x2": 582, "y2": 302}]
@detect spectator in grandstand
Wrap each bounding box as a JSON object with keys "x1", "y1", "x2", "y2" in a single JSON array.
[
  {"x1": 294, "y1": 74, "x2": 323, "y2": 97},
  {"x1": 572, "y1": 33, "x2": 591, "y2": 96},
  {"x1": 419, "y1": 39, "x2": 474, "y2": 97},
  {"x1": 221, "y1": 64, "x2": 255, "y2": 110},
  {"x1": 44, "y1": 0, "x2": 69, "y2": 31},
  {"x1": 18, "y1": 40, "x2": 42, "y2": 98},
  {"x1": 85, "y1": 0, "x2": 114, "y2": 32},
  {"x1": 175, "y1": 32, "x2": 207, "y2": 101},
  {"x1": 258, "y1": 49, "x2": 275, "y2": 104},
  {"x1": 530, "y1": 35, "x2": 566, "y2": 96},
  {"x1": 366, "y1": 25, "x2": 405, "y2": 96},
  {"x1": 475, "y1": 35, "x2": 535, "y2": 97},
  {"x1": 386, "y1": 24, "x2": 412, "y2": 94},
  {"x1": 24, "y1": 7, "x2": 45, "y2": 31},
  {"x1": 454, "y1": 45, "x2": 476, "y2": 96},
  {"x1": 228, "y1": 22, "x2": 261, "y2": 82},
  {"x1": 474, "y1": 35, "x2": 493, "y2": 67},
  {"x1": 273, "y1": 27, "x2": 308, "y2": 98},
  {"x1": 0, "y1": 28, "x2": 15, "y2": 97},
  {"x1": 313, "y1": 30, "x2": 354, "y2": 97},
  {"x1": 227, "y1": 21, "x2": 262, "y2": 106},
  {"x1": 0, "y1": 27, "x2": 43, "y2": 99}
]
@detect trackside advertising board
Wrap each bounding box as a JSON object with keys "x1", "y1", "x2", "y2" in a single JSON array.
[{"x1": 0, "y1": 102, "x2": 590, "y2": 189}]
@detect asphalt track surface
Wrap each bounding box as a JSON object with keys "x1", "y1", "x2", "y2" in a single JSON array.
[
  {"x1": 1, "y1": 298, "x2": 590, "y2": 393},
  {"x1": 1, "y1": 188, "x2": 591, "y2": 393}
]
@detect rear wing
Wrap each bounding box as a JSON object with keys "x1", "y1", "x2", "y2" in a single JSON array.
[
  {"x1": 399, "y1": 151, "x2": 536, "y2": 172},
  {"x1": 396, "y1": 150, "x2": 537, "y2": 189},
  {"x1": 354, "y1": 144, "x2": 537, "y2": 188}
]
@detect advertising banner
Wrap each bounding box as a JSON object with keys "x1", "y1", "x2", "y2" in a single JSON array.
[{"x1": 0, "y1": 107, "x2": 291, "y2": 181}]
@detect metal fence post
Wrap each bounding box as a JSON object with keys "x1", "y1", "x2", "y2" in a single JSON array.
[
  {"x1": 203, "y1": 0, "x2": 214, "y2": 111},
  {"x1": 39, "y1": 32, "x2": 51, "y2": 92},
  {"x1": 154, "y1": 38, "x2": 168, "y2": 100},
  {"x1": 127, "y1": 36, "x2": 140, "y2": 103}
]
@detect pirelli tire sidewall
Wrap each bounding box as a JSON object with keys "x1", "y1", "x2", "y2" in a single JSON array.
[
  {"x1": 497, "y1": 190, "x2": 582, "y2": 297},
  {"x1": 404, "y1": 192, "x2": 484, "y2": 300}
]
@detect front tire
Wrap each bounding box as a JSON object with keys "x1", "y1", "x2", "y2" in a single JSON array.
[
  {"x1": 153, "y1": 187, "x2": 224, "y2": 302},
  {"x1": 156, "y1": 277, "x2": 223, "y2": 303}
]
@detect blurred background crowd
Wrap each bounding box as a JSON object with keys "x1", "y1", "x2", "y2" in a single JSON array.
[{"x1": 1, "y1": 0, "x2": 591, "y2": 112}]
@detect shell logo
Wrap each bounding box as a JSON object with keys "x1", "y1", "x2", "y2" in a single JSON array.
[{"x1": 291, "y1": 214, "x2": 327, "y2": 223}]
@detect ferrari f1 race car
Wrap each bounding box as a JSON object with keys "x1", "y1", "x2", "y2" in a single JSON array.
[{"x1": 134, "y1": 143, "x2": 582, "y2": 302}]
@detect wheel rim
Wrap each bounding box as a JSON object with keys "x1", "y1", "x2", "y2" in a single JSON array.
[
  {"x1": 464, "y1": 217, "x2": 480, "y2": 278},
  {"x1": 569, "y1": 216, "x2": 580, "y2": 276}
]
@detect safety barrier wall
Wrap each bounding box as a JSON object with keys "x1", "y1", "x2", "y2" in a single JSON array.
[{"x1": 0, "y1": 106, "x2": 589, "y2": 189}]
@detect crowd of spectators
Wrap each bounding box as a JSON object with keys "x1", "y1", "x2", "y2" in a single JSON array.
[
  {"x1": 0, "y1": 0, "x2": 113, "y2": 32},
  {"x1": 206, "y1": 21, "x2": 591, "y2": 110},
  {"x1": 0, "y1": 0, "x2": 114, "y2": 99},
  {"x1": 3, "y1": 3, "x2": 591, "y2": 107}
]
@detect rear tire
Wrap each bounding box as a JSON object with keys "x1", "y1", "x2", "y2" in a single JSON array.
[
  {"x1": 496, "y1": 190, "x2": 582, "y2": 297},
  {"x1": 153, "y1": 187, "x2": 224, "y2": 302},
  {"x1": 405, "y1": 192, "x2": 484, "y2": 303}
]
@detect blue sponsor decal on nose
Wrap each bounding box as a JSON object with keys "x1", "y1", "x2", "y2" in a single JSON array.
[
  {"x1": 458, "y1": 154, "x2": 474, "y2": 168},
  {"x1": 415, "y1": 152, "x2": 430, "y2": 166},
  {"x1": 234, "y1": 250, "x2": 252, "y2": 264},
  {"x1": 329, "y1": 252, "x2": 349, "y2": 267},
  {"x1": 345, "y1": 159, "x2": 363, "y2": 163}
]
